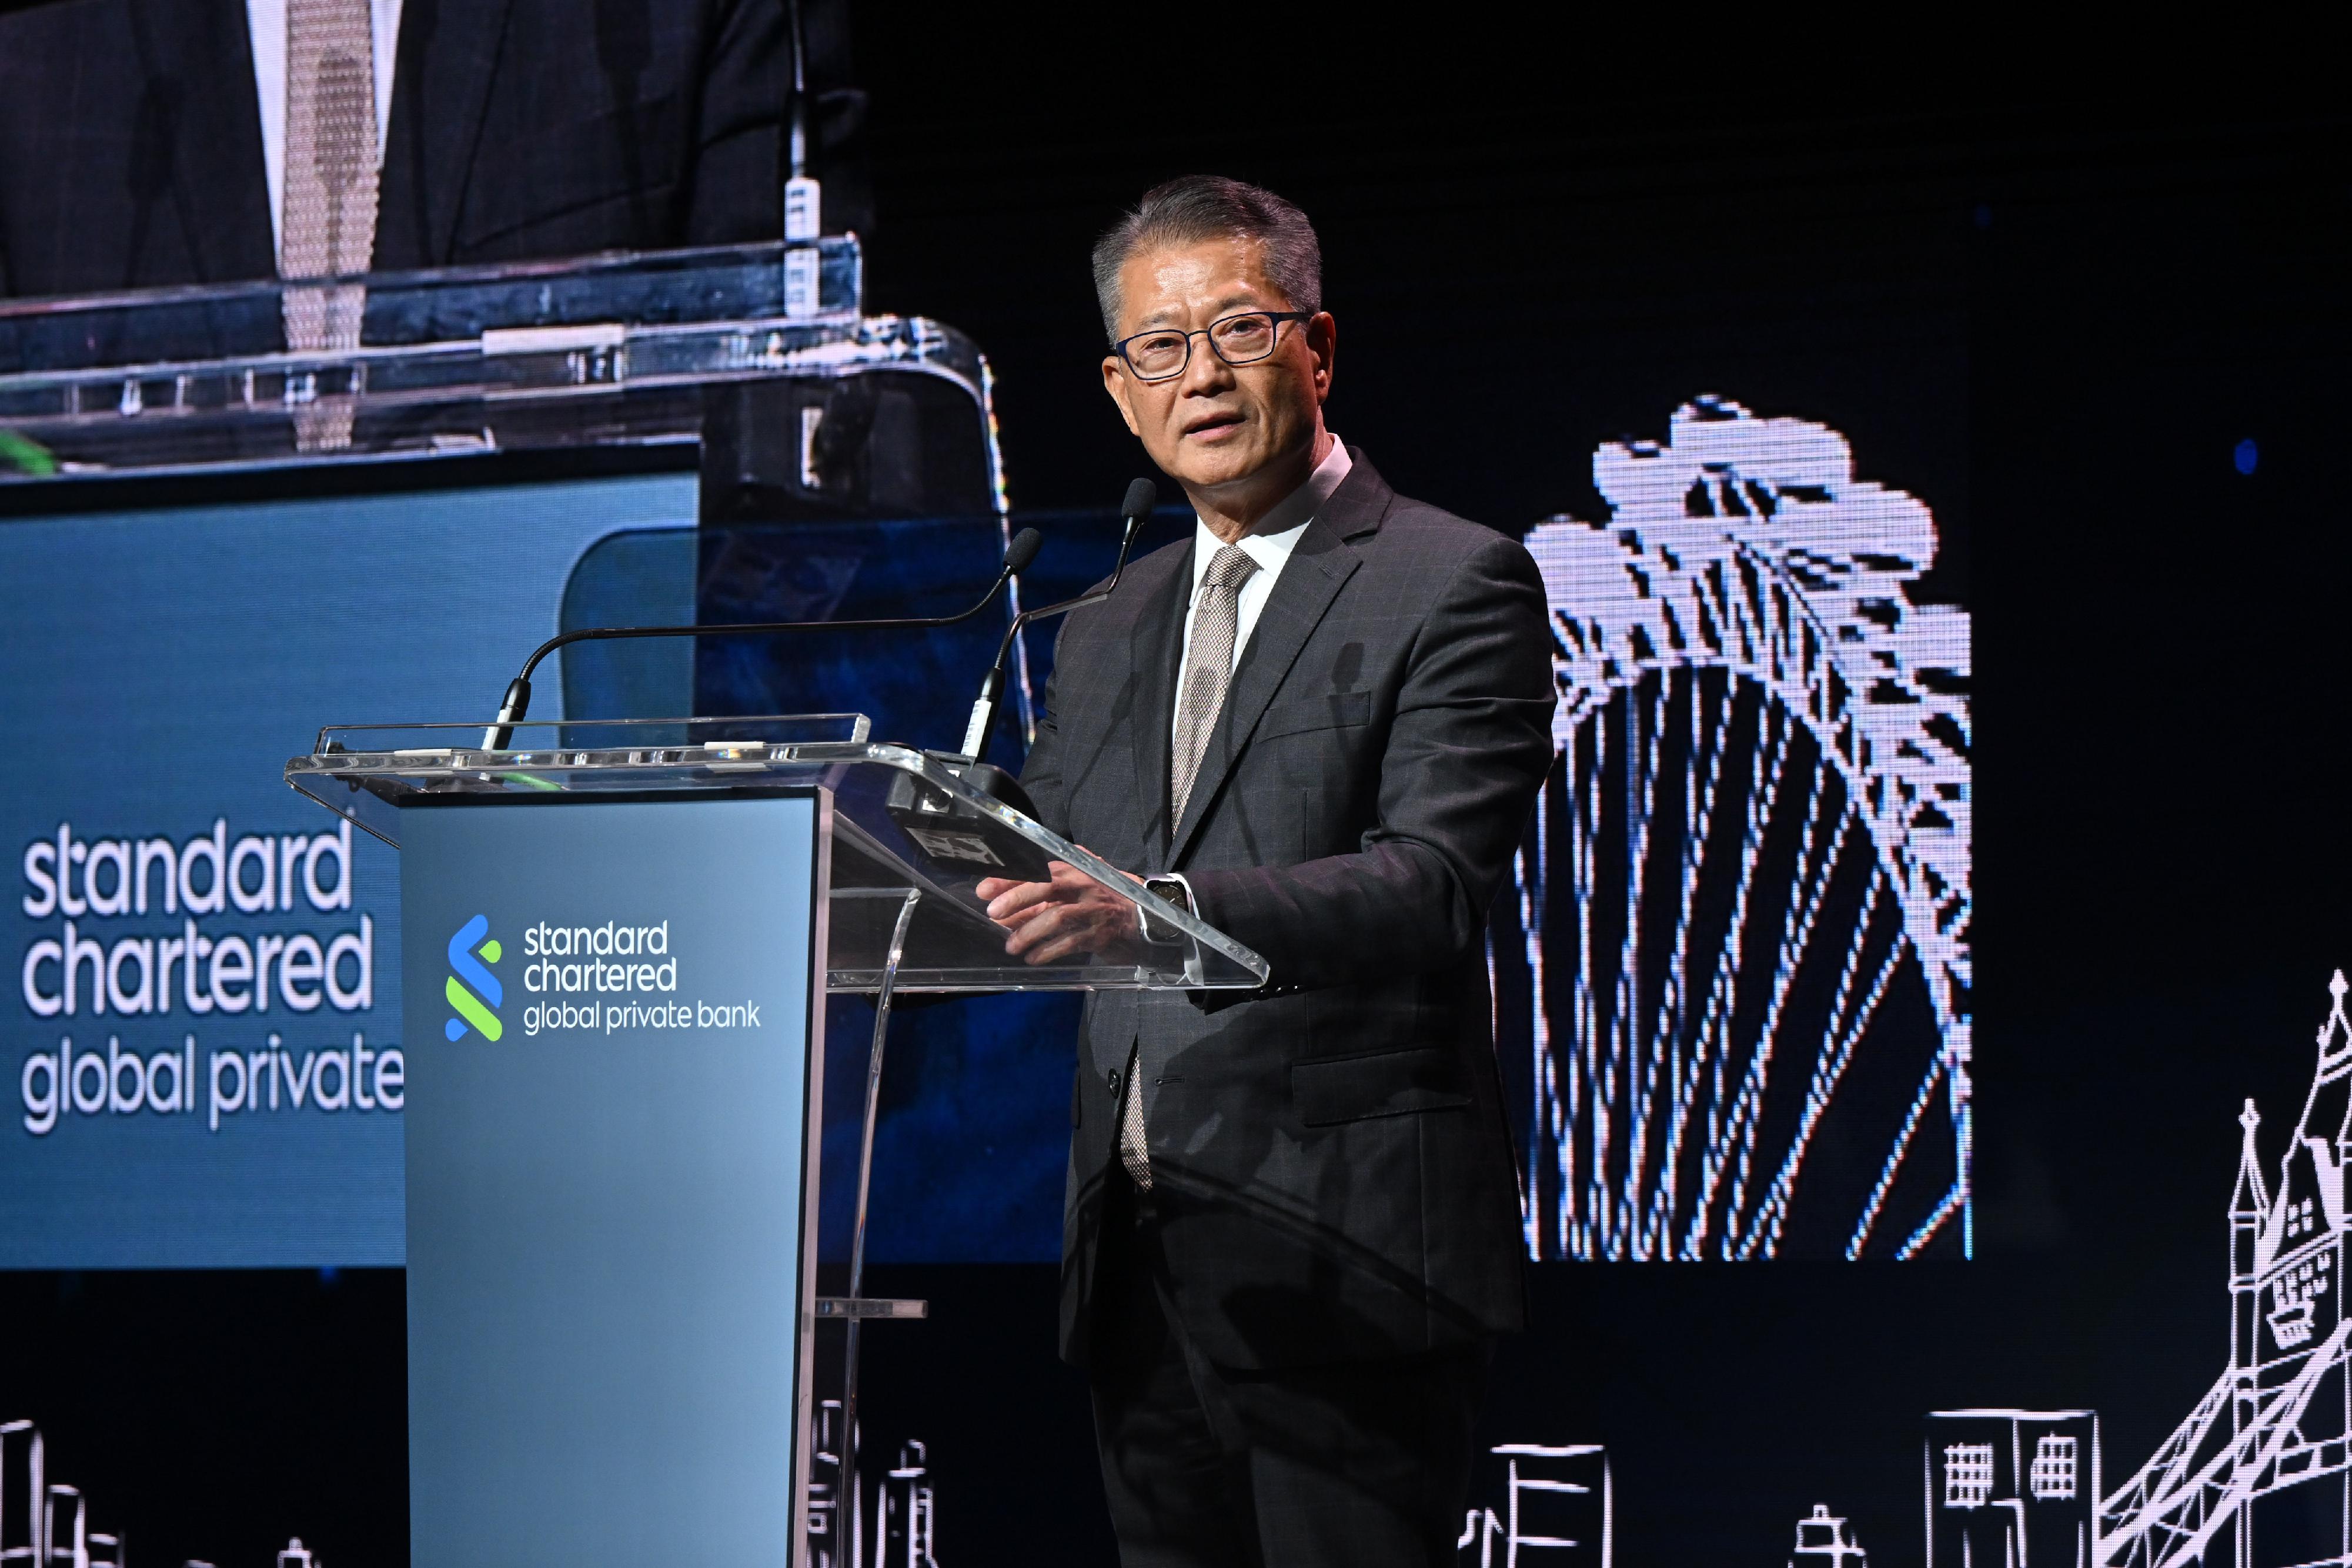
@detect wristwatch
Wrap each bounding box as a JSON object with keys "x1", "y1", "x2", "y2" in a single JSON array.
[{"x1": 1138, "y1": 874, "x2": 1193, "y2": 945}]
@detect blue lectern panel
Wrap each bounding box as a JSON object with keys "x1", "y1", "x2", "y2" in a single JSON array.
[{"x1": 399, "y1": 793, "x2": 823, "y2": 1568}]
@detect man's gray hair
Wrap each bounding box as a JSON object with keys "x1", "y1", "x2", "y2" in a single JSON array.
[{"x1": 1091, "y1": 175, "x2": 1323, "y2": 342}]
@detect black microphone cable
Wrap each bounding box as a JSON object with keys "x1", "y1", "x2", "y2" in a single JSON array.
[
  {"x1": 956, "y1": 477, "x2": 1158, "y2": 763},
  {"x1": 480, "y1": 526, "x2": 1043, "y2": 749}
]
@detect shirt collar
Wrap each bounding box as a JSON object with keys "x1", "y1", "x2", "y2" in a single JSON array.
[{"x1": 1190, "y1": 435, "x2": 1352, "y2": 588}]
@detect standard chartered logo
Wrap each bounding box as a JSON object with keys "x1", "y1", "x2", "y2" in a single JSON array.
[
  {"x1": 445, "y1": 914, "x2": 502, "y2": 1041},
  {"x1": 433, "y1": 915, "x2": 765, "y2": 1039},
  {"x1": 513, "y1": 918, "x2": 763, "y2": 1037}
]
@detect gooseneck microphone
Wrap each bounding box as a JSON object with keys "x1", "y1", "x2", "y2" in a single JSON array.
[
  {"x1": 480, "y1": 526, "x2": 1044, "y2": 748},
  {"x1": 873, "y1": 479, "x2": 1158, "y2": 884},
  {"x1": 957, "y1": 477, "x2": 1158, "y2": 763}
]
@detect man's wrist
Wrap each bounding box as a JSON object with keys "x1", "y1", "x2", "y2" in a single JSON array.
[{"x1": 1138, "y1": 874, "x2": 1194, "y2": 944}]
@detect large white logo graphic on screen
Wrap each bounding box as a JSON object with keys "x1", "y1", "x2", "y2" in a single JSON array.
[
  {"x1": 1503, "y1": 396, "x2": 1970, "y2": 1261},
  {"x1": 15, "y1": 817, "x2": 396, "y2": 1134}
]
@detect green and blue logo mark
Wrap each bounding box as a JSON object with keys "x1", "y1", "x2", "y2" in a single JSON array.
[{"x1": 445, "y1": 914, "x2": 503, "y2": 1041}]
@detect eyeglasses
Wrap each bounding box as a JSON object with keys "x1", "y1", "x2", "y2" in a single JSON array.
[{"x1": 1110, "y1": 310, "x2": 1314, "y2": 383}]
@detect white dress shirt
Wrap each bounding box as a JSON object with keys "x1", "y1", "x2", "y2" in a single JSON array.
[
  {"x1": 246, "y1": 0, "x2": 405, "y2": 259},
  {"x1": 1170, "y1": 435, "x2": 1354, "y2": 744}
]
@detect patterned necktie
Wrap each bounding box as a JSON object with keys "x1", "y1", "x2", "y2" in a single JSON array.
[
  {"x1": 1120, "y1": 542, "x2": 1261, "y2": 1192},
  {"x1": 280, "y1": 0, "x2": 380, "y2": 446},
  {"x1": 1170, "y1": 543, "x2": 1261, "y2": 823},
  {"x1": 1118, "y1": 1047, "x2": 1154, "y2": 1190}
]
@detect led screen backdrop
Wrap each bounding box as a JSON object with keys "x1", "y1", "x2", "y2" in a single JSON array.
[
  {"x1": 0, "y1": 459, "x2": 696, "y2": 1266},
  {"x1": 0, "y1": 407, "x2": 1973, "y2": 1277},
  {"x1": 2, "y1": 66, "x2": 2340, "y2": 1567}
]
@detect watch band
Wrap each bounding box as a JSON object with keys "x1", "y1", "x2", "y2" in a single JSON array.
[{"x1": 1138, "y1": 875, "x2": 1192, "y2": 944}]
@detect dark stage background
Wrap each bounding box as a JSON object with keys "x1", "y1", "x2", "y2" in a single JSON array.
[{"x1": 5, "y1": 13, "x2": 2351, "y2": 1565}]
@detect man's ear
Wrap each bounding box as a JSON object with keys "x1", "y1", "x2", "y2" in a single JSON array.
[
  {"x1": 1101, "y1": 357, "x2": 1143, "y2": 436},
  {"x1": 1308, "y1": 312, "x2": 1337, "y2": 403}
]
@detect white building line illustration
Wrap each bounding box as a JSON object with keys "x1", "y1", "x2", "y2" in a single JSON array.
[
  {"x1": 1925, "y1": 1409, "x2": 2097, "y2": 1567},
  {"x1": 873, "y1": 1440, "x2": 938, "y2": 1568},
  {"x1": 2, "y1": 1423, "x2": 123, "y2": 1568},
  {"x1": 0, "y1": 1422, "x2": 41, "y2": 1568},
  {"x1": 1512, "y1": 396, "x2": 1970, "y2": 1261},
  {"x1": 805, "y1": 1402, "x2": 939, "y2": 1568},
  {"x1": 5, "y1": 1415, "x2": 334, "y2": 1568},
  {"x1": 9, "y1": 1400, "x2": 936, "y2": 1568},
  {"x1": 1790, "y1": 1502, "x2": 1869, "y2": 1566},
  {"x1": 1458, "y1": 1442, "x2": 1611, "y2": 1566},
  {"x1": 2096, "y1": 972, "x2": 2352, "y2": 1567}
]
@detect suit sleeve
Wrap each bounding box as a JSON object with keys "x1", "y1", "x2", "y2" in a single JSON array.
[
  {"x1": 1185, "y1": 533, "x2": 1556, "y2": 991},
  {"x1": 681, "y1": 0, "x2": 786, "y2": 246},
  {"x1": 1015, "y1": 621, "x2": 1073, "y2": 841},
  {"x1": 684, "y1": 0, "x2": 868, "y2": 246}
]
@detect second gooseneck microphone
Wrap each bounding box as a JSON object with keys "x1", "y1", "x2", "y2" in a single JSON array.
[
  {"x1": 957, "y1": 477, "x2": 1158, "y2": 761},
  {"x1": 481, "y1": 526, "x2": 1044, "y2": 749},
  {"x1": 878, "y1": 478, "x2": 1159, "y2": 881}
]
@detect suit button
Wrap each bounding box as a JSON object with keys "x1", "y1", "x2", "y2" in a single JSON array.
[{"x1": 1107, "y1": 1068, "x2": 1121, "y2": 1094}]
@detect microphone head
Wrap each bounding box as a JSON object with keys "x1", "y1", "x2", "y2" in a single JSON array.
[
  {"x1": 1120, "y1": 477, "x2": 1159, "y2": 522},
  {"x1": 1003, "y1": 527, "x2": 1043, "y2": 575}
]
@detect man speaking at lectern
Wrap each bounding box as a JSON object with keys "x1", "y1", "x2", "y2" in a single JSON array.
[{"x1": 977, "y1": 176, "x2": 1556, "y2": 1565}]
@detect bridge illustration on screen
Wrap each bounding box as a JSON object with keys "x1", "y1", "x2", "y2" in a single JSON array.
[
  {"x1": 1502, "y1": 396, "x2": 1971, "y2": 1261},
  {"x1": 1474, "y1": 971, "x2": 2352, "y2": 1566},
  {"x1": 2092, "y1": 969, "x2": 2352, "y2": 1568},
  {"x1": 1914, "y1": 974, "x2": 2352, "y2": 1566}
]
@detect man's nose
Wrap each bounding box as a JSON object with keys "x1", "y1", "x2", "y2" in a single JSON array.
[{"x1": 1175, "y1": 332, "x2": 1237, "y2": 394}]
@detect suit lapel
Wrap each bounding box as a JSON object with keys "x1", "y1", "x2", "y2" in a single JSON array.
[
  {"x1": 128, "y1": 0, "x2": 275, "y2": 284},
  {"x1": 373, "y1": 0, "x2": 514, "y2": 269},
  {"x1": 1168, "y1": 515, "x2": 1361, "y2": 867},
  {"x1": 1127, "y1": 540, "x2": 1192, "y2": 871}
]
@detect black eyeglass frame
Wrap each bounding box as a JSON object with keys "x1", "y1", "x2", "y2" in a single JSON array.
[{"x1": 1109, "y1": 310, "x2": 1317, "y2": 383}]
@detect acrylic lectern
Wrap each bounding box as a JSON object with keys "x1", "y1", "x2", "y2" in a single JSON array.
[{"x1": 286, "y1": 714, "x2": 1266, "y2": 1568}]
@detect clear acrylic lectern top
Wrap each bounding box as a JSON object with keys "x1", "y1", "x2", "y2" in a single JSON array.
[{"x1": 285, "y1": 714, "x2": 1269, "y2": 993}]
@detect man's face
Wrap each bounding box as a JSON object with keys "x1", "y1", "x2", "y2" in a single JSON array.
[{"x1": 1100, "y1": 235, "x2": 1334, "y2": 503}]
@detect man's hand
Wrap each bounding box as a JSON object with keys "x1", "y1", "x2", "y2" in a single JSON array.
[{"x1": 977, "y1": 859, "x2": 1147, "y2": 966}]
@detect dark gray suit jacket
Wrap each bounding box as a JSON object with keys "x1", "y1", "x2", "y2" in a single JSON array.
[
  {"x1": 0, "y1": 0, "x2": 863, "y2": 299},
  {"x1": 1023, "y1": 452, "x2": 1557, "y2": 1372}
]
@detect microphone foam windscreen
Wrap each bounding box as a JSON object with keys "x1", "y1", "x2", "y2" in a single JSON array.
[
  {"x1": 1004, "y1": 527, "x2": 1043, "y2": 574},
  {"x1": 1121, "y1": 477, "x2": 1159, "y2": 520}
]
